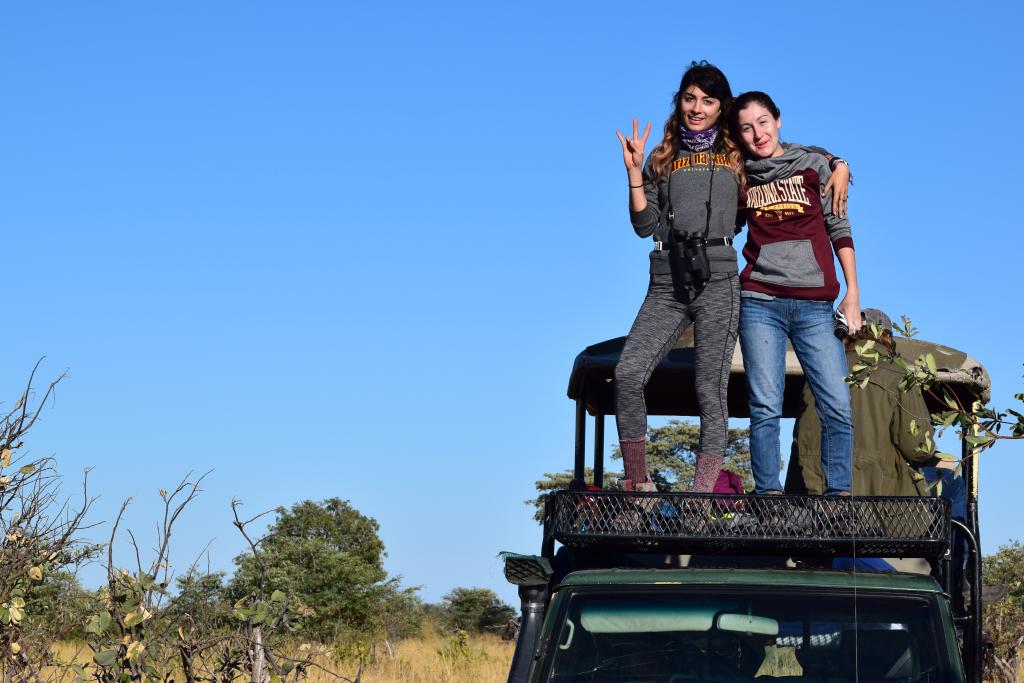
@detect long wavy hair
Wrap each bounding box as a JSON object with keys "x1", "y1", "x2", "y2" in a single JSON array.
[{"x1": 648, "y1": 61, "x2": 744, "y2": 185}]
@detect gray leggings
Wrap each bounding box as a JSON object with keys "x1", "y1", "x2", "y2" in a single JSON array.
[{"x1": 614, "y1": 272, "x2": 739, "y2": 454}]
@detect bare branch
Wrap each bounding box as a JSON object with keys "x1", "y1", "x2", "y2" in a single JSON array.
[
  {"x1": 108, "y1": 498, "x2": 132, "y2": 585},
  {"x1": 149, "y1": 470, "x2": 212, "y2": 582},
  {"x1": 127, "y1": 528, "x2": 144, "y2": 578},
  {"x1": 231, "y1": 499, "x2": 275, "y2": 591}
]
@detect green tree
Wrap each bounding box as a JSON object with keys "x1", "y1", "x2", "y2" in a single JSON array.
[
  {"x1": 525, "y1": 467, "x2": 620, "y2": 524},
  {"x1": 21, "y1": 569, "x2": 100, "y2": 641},
  {"x1": 228, "y1": 498, "x2": 394, "y2": 642},
  {"x1": 438, "y1": 588, "x2": 514, "y2": 634},
  {"x1": 622, "y1": 420, "x2": 752, "y2": 492},
  {"x1": 164, "y1": 571, "x2": 234, "y2": 638},
  {"x1": 379, "y1": 584, "x2": 424, "y2": 642},
  {"x1": 526, "y1": 420, "x2": 752, "y2": 522}
]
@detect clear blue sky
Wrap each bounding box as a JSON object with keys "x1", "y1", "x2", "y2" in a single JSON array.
[{"x1": 1, "y1": 2, "x2": 1021, "y2": 606}]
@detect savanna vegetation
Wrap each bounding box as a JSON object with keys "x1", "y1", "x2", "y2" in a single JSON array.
[
  {"x1": 4, "y1": 310, "x2": 1024, "y2": 682},
  {"x1": 0, "y1": 365, "x2": 514, "y2": 682},
  {"x1": 983, "y1": 541, "x2": 1024, "y2": 681}
]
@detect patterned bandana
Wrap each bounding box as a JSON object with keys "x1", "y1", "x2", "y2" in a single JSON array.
[{"x1": 679, "y1": 125, "x2": 719, "y2": 153}]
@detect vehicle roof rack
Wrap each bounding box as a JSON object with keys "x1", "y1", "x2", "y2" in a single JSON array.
[{"x1": 544, "y1": 490, "x2": 951, "y2": 559}]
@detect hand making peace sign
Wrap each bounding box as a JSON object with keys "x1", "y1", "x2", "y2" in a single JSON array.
[{"x1": 616, "y1": 118, "x2": 651, "y2": 173}]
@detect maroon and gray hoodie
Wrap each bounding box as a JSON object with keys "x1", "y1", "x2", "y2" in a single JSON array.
[{"x1": 740, "y1": 146, "x2": 853, "y2": 301}]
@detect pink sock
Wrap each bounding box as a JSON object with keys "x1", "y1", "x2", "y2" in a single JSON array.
[
  {"x1": 620, "y1": 438, "x2": 651, "y2": 484},
  {"x1": 691, "y1": 453, "x2": 724, "y2": 493}
]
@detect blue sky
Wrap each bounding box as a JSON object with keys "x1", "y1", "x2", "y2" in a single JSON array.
[{"x1": 1, "y1": 2, "x2": 1021, "y2": 605}]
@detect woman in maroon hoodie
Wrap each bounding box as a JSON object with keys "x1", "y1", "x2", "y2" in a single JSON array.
[{"x1": 729, "y1": 91, "x2": 861, "y2": 497}]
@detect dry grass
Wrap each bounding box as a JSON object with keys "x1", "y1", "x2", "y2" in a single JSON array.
[
  {"x1": 44, "y1": 630, "x2": 514, "y2": 683},
  {"x1": 48, "y1": 636, "x2": 1024, "y2": 682},
  {"x1": 985, "y1": 651, "x2": 1024, "y2": 683},
  {"x1": 344, "y1": 632, "x2": 514, "y2": 683}
]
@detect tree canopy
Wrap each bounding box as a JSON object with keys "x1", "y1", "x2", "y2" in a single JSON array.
[
  {"x1": 526, "y1": 420, "x2": 752, "y2": 522},
  {"x1": 437, "y1": 587, "x2": 514, "y2": 634},
  {"x1": 630, "y1": 419, "x2": 752, "y2": 492},
  {"x1": 228, "y1": 497, "x2": 404, "y2": 641}
]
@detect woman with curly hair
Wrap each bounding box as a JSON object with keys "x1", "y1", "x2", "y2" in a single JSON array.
[{"x1": 614, "y1": 63, "x2": 849, "y2": 492}]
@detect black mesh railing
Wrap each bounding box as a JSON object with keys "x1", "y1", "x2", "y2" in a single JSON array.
[{"x1": 548, "y1": 490, "x2": 950, "y2": 558}]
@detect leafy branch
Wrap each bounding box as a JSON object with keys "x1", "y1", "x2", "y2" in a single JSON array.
[{"x1": 848, "y1": 315, "x2": 1023, "y2": 462}]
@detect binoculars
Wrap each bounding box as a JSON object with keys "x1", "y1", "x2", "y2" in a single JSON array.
[{"x1": 670, "y1": 233, "x2": 711, "y2": 289}]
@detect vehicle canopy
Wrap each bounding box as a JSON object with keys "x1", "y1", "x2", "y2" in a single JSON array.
[{"x1": 567, "y1": 327, "x2": 990, "y2": 418}]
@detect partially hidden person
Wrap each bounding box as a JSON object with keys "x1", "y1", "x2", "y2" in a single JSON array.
[
  {"x1": 924, "y1": 460, "x2": 968, "y2": 615},
  {"x1": 729, "y1": 91, "x2": 860, "y2": 496},
  {"x1": 785, "y1": 308, "x2": 938, "y2": 496},
  {"x1": 614, "y1": 65, "x2": 850, "y2": 492}
]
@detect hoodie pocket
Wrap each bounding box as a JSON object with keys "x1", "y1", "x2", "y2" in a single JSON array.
[{"x1": 750, "y1": 239, "x2": 824, "y2": 288}]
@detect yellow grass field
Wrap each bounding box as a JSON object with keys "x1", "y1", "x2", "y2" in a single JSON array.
[
  {"x1": 41, "y1": 636, "x2": 1024, "y2": 682},
  {"x1": 46, "y1": 631, "x2": 515, "y2": 683},
  {"x1": 351, "y1": 632, "x2": 514, "y2": 683}
]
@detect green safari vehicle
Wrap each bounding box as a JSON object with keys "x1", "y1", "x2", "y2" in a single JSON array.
[{"x1": 503, "y1": 331, "x2": 990, "y2": 683}]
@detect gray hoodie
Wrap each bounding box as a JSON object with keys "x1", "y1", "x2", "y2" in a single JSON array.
[{"x1": 630, "y1": 148, "x2": 741, "y2": 276}]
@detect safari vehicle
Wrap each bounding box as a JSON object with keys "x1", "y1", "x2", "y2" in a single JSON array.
[{"x1": 503, "y1": 331, "x2": 990, "y2": 683}]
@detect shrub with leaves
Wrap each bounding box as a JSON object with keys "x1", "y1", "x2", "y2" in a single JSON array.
[
  {"x1": 0, "y1": 364, "x2": 96, "y2": 678},
  {"x1": 849, "y1": 315, "x2": 1024, "y2": 461},
  {"x1": 0, "y1": 368, "x2": 416, "y2": 682},
  {"x1": 79, "y1": 476, "x2": 207, "y2": 682}
]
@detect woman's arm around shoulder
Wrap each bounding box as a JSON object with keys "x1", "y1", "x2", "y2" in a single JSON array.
[
  {"x1": 784, "y1": 142, "x2": 851, "y2": 218},
  {"x1": 809, "y1": 153, "x2": 861, "y2": 333}
]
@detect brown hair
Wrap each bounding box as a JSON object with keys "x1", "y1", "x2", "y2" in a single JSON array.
[
  {"x1": 648, "y1": 61, "x2": 744, "y2": 185},
  {"x1": 727, "y1": 90, "x2": 782, "y2": 193}
]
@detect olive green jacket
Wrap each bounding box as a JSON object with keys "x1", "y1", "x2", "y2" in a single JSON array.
[{"x1": 786, "y1": 347, "x2": 937, "y2": 496}]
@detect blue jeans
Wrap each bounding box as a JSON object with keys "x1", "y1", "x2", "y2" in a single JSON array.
[{"x1": 739, "y1": 297, "x2": 853, "y2": 494}]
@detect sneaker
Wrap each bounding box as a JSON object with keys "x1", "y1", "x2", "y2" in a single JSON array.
[
  {"x1": 816, "y1": 494, "x2": 860, "y2": 537},
  {"x1": 755, "y1": 493, "x2": 816, "y2": 536}
]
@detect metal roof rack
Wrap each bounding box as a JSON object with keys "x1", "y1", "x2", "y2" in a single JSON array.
[{"x1": 545, "y1": 490, "x2": 951, "y2": 559}]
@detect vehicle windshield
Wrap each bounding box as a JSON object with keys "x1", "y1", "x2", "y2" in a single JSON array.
[{"x1": 544, "y1": 588, "x2": 959, "y2": 682}]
